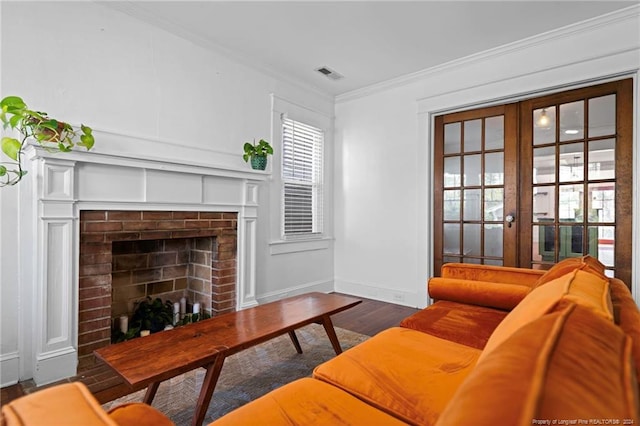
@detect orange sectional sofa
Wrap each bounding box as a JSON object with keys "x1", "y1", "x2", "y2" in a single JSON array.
[
  {"x1": 3, "y1": 256, "x2": 639, "y2": 426},
  {"x1": 212, "y1": 256, "x2": 640, "y2": 425}
]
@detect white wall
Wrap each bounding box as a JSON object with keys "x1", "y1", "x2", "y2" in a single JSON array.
[
  {"x1": 0, "y1": 1, "x2": 334, "y2": 385},
  {"x1": 334, "y1": 6, "x2": 640, "y2": 308}
]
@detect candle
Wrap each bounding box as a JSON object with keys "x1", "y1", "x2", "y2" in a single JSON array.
[
  {"x1": 173, "y1": 302, "x2": 180, "y2": 324},
  {"x1": 140, "y1": 330, "x2": 150, "y2": 337},
  {"x1": 193, "y1": 302, "x2": 200, "y2": 314},
  {"x1": 180, "y1": 297, "x2": 186, "y2": 317},
  {"x1": 119, "y1": 315, "x2": 128, "y2": 334}
]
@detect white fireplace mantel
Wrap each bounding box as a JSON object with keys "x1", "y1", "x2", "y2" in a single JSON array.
[{"x1": 21, "y1": 141, "x2": 267, "y2": 385}]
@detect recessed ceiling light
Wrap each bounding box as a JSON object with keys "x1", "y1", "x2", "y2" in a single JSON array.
[{"x1": 564, "y1": 129, "x2": 580, "y2": 135}]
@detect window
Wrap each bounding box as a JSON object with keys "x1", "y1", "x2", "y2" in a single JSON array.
[{"x1": 282, "y1": 117, "x2": 324, "y2": 237}]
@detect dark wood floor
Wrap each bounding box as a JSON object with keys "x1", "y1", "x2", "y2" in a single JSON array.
[{"x1": 0, "y1": 293, "x2": 420, "y2": 406}]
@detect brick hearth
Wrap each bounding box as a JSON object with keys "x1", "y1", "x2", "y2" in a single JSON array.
[{"x1": 78, "y1": 210, "x2": 237, "y2": 372}]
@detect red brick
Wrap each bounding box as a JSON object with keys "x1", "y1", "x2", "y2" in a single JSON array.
[
  {"x1": 212, "y1": 275, "x2": 236, "y2": 285},
  {"x1": 108, "y1": 211, "x2": 142, "y2": 221},
  {"x1": 139, "y1": 231, "x2": 173, "y2": 240},
  {"x1": 214, "y1": 283, "x2": 236, "y2": 294},
  {"x1": 78, "y1": 318, "x2": 111, "y2": 335},
  {"x1": 113, "y1": 254, "x2": 148, "y2": 271},
  {"x1": 149, "y1": 252, "x2": 178, "y2": 267},
  {"x1": 209, "y1": 220, "x2": 233, "y2": 229},
  {"x1": 79, "y1": 275, "x2": 111, "y2": 289},
  {"x1": 85, "y1": 222, "x2": 123, "y2": 232},
  {"x1": 80, "y1": 233, "x2": 106, "y2": 243},
  {"x1": 78, "y1": 328, "x2": 111, "y2": 346},
  {"x1": 122, "y1": 221, "x2": 159, "y2": 231},
  {"x1": 200, "y1": 212, "x2": 223, "y2": 220},
  {"x1": 156, "y1": 220, "x2": 185, "y2": 230},
  {"x1": 81, "y1": 211, "x2": 107, "y2": 221},
  {"x1": 132, "y1": 268, "x2": 162, "y2": 284},
  {"x1": 142, "y1": 211, "x2": 173, "y2": 220},
  {"x1": 79, "y1": 263, "x2": 112, "y2": 277},
  {"x1": 171, "y1": 230, "x2": 204, "y2": 239},
  {"x1": 222, "y1": 213, "x2": 238, "y2": 220},
  {"x1": 80, "y1": 243, "x2": 112, "y2": 255},
  {"x1": 111, "y1": 271, "x2": 131, "y2": 286},
  {"x1": 80, "y1": 296, "x2": 112, "y2": 312},
  {"x1": 163, "y1": 265, "x2": 188, "y2": 279},
  {"x1": 79, "y1": 285, "x2": 110, "y2": 300},
  {"x1": 218, "y1": 250, "x2": 236, "y2": 261},
  {"x1": 78, "y1": 339, "x2": 111, "y2": 357},
  {"x1": 80, "y1": 253, "x2": 112, "y2": 266},
  {"x1": 163, "y1": 239, "x2": 189, "y2": 252},
  {"x1": 173, "y1": 212, "x2": 199, "y2": 219},
  {"x1": 212, "y1": 260, "x2": 236, "y2": 270},
  {"x1": 79, "y1": 308, "x2": 110, "y2": 322},
  {"x1": 106, "y1": 232, "x2": 142, "y2": 242},
  {"x1": 185, "y1": 220, "x2": 210, "y2": 229}
]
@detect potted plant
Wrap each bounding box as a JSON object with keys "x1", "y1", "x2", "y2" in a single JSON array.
[
  {"x1": 242, "y1": 138, "x2": 273, "y2": 170},
  {"x1": 130, "y1": 297, "x2": 175, "y2": 335},
  {"x1": 0, "y1": 96, "x2": 95, "y2": 187}
]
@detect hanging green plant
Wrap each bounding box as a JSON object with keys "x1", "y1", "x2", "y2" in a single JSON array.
[{"x1": 0, "y1": 96, "x2": 95, "y2": 186}]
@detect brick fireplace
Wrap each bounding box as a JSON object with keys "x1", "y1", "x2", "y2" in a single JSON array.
[
  {"x1": 78, "y1": 210, "x2": 238, "y2": 371},
  {"x1": 22, "y1": 141, "x2": 265, "y2": 385}
]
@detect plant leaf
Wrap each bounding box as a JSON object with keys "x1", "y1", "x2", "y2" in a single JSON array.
[
  {"x1": 1, "y1": 137, "x2": 21, "y2": 161},
  {"x1": 0, "y1": 165, "x2": 6, "y2": 176},
  {"x1": 0, "y1": 96, "x2": 26, "y2": 110},
  {"x1": 80, "y1": 134, "x2": 95, "y2": 150}
]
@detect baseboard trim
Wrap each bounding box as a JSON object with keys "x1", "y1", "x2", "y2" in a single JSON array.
[
  {"x1": 1, "y1": 352, "x2": 20, "y2": 387},
  {"x1": 334, "y1": 278, "x2": 422, "y2": 308},
  {"x1": 256, "y1": 279, "x2": 334, "y2": 304}
]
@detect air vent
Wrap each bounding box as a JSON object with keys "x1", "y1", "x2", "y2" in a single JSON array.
[{"x1": 315, "y1": 66, "x2": 343, "y2": 81}]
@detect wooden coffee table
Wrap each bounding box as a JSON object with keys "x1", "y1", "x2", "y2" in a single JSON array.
[{"x1": 94, "y1": 292, "x2": 361, "y2": 426}]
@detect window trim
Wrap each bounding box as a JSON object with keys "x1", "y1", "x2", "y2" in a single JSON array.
[{"x1": 269, "y1": 94, "x2": 333, "y2": 253}]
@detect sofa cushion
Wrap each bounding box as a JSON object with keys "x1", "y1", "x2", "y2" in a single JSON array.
[
  {"x1": 477, "y1": 269, "x2": 613, "y2": 364},
  {"x1": 107, "y1": 403, "x2": 174, "y2": 426},
  {"x1": 313, "y1": 327, "x2": 481, "y2": 425},
  {"x1": 0, "y1": 382, "x2": 119, "y2": 426},
  {"x1": 533, "y1": 255, "x2": 606, "y2": 288},
  {"x1": 428, "y1": 278, "x2": 530, "y2": 310},
  {"x1": 208, "y1": 378, "x2": 410, "y2": 426},
  {"x1": 400, "y1": 300, "x2": 508, "y2": 349},
  {"x1": 435, "y1": 302, "x2": 639, "y2": 426}
]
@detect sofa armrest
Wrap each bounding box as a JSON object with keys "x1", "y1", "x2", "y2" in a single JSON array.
[
  {"x1": 429, "y1": 277, "x2": 531, "y2": 310},
  {"x1": 441, "y1": 263, "x2": 543, "y2": 287},
  {"x1": 0, "y1": 382, "x2": 173, "y2": 426}
]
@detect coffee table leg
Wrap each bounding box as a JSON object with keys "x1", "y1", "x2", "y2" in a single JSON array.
[
  {"x1": 288, "y1": 330, "x2": 303, "y2": 354},
  {"x1": 143, "y1": 381, "x2": 160, "y2": 405},
  {"x1": 192, "y1": 354, "x2": 226, "y2": 426},
  {"x1": 321, "y1": 315, "x2": 343, "y2": 355}
]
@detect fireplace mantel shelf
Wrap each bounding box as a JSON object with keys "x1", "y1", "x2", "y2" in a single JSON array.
[{"x1": 25, "y1": 143, "x2": 270, "y2": 182}]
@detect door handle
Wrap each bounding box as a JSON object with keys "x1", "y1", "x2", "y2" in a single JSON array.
[{"x1": 505, "y1": 214, "x2": 515, "y2": 228}]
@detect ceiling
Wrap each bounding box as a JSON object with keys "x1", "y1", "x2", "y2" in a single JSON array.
[{"x1": 106, "y1": 1, "x2": 637, "y2": 97}]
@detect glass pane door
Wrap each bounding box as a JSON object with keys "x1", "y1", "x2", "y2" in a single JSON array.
[
  {"x1": 434, "y1": 104, "x2": 518, "y2": 272},
  {"x1": 519, "y1": 79, "x2": 633, "y2": 283}
]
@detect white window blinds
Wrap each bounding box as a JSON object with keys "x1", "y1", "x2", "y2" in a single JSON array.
[{"x1": 282, "y1": 117, "x2": 324, "y2": 236}]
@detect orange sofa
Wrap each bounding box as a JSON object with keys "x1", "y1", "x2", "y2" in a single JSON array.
[
  {"x1": 211, "y1": 256, "x2": 640, "y2": 425},
  {"x1": 3, "y1": 256, "x2": 639, "y2": 426}
]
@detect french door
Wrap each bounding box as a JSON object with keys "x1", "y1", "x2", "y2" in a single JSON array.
[{"x1": 434, "y1": 79, "x2": 633, "y2": 286}]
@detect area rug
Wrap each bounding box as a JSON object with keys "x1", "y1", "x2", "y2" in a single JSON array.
[{"x1": 102, "y1": 324, "x2": 368, "y2": 425}]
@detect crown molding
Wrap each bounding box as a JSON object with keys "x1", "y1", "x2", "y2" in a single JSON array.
[{"x1": 336, "y1": 4, "x2": 640, "y2": 104}]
